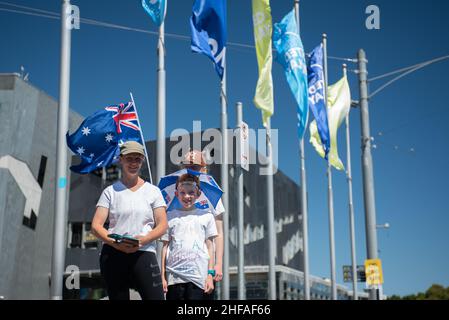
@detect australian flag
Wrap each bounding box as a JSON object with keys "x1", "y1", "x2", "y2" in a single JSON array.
[{"x1": 66, "y1": 102, "x2": 143, "y2": 174}]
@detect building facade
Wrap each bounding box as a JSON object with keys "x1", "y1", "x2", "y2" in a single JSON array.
[{"x1": 0, "y1": 74, "x2": 83, "y2": 299}]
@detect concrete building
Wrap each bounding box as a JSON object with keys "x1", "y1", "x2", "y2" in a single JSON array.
[{"x1": 0, "y1": 74, "x2": 83, "y2": 299}]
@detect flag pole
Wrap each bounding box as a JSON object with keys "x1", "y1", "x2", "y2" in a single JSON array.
[
  {"x1": 236, "y1": 102, "x2": 246, "y2": 299},
  {"x1": 323, "y1": 33, "x2": 338, "y2": 300},
  {"x1": 266, "y1": 118, "x2": 276, "y2": 300},
  {"x1": 156, "y1": 19, "x2": 166, "y2": 186},
  {"x1": 221, "y1": 65, "x2": 230, "y2": 300},
  {"x1": 343, "y1": 64, "x2": 359, "y2": 300},
  {"x1": 294, "y1": 0, "x2": 310, "y2": 300},
  {"x1": 51, "y1": 0, "x2": 72, "y2": 299},
  {"x1": 130, "y1": 92, "x2": 153, "y2": 184}
]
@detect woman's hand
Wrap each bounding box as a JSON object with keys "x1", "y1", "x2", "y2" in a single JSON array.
[
  {"x1": 204, "y1": 274, "x2": 214, "y2": 294},
  {"x1": 162, "y1": 278, "x2": 168, "y2": 293},
  {"x1": 134, "y1": 235, "x2": 148, "y2": 247},
  {"x1": 111, "y1": 241, "x2": 140, "y2": 254}
]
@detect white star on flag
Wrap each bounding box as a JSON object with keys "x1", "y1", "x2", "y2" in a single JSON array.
[
  {"x1": 81, "y1": 127, "x2": 91, "y2": 136},
  {"x1": 77, "y1": 146, "x2": 85, "y2": 155},
  {"x1": 97, "y1": 161, "x2": 104, "y2": 167},
  {"x1": 105, "y1": 133, "x2": 114, "y2": 143},
  {"x1": 89, "y1": 153, "x2": 95, "y2": 159}
]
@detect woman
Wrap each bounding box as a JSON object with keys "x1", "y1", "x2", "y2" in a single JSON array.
[{"x1": 91, "y1": 141, "x2": 168, "y2": 300}]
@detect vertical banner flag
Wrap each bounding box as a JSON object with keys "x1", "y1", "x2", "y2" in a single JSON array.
[
  {"x1": 252, "y1": 0, "x2": 274, "y2": 127},
  {"x1": 309, "y1": 75, "x2": 351, "y2": 170},
  {"x1": 273, "y1": 9, "x2": 308, "y2": 139},
  {"x1": 307, "y1": 44, "x2": 330, "y2": 158},
  {"x1": 141, "y1": 0, "x2": 167, "y2": 26},
  {"x1": 66, "y1": 102, "x2": 143, "y2": 174},
  {"x1": 190, "y1": 0, "x2": 227, "y2": 79}
]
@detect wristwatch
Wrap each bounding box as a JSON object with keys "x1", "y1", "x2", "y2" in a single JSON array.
[{"x1": 208, "y1": 269, "x2": 216, "y2": 277}]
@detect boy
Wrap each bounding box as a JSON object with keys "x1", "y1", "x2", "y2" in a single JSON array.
[
  {"x1": 161, "y1": 173, "x2": 217, "y2": 300},
  {"x1": 180, "y1": 149, "x2": 224, "y2": 283}
]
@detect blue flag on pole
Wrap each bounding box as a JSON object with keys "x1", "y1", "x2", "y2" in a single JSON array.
[
  {"x1": 273, "y1": 9, "x2": 309, "y2": 139},
  {"x1": 190, "y1": 0, "x2": 227, "y2": 79},
  {"x1": 141, "y1": 0, "x2": 167, "y2": 26},
  {"x1": 66, "y1": 102, "x2": 143, "y2": 174},
  {"x1": 307, "y1": 44, "x2": 330, "y2": 158}
]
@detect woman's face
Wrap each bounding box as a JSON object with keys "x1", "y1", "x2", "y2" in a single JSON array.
[{"x1": 120, "y1": 153, "x2": 144, "y2": 176}]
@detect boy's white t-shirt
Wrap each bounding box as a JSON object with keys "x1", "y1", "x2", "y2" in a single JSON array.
[
  {"x1": 161, "y1": 208, "x2": 218, "y2": 290},
  {"x1": 96, "y1": 181, "x2": 167, "y2": 253}
]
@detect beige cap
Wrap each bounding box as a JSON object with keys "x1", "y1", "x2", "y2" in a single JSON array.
[{"x1": 120, "y1": 141, "x2": 145, "y2": 156}]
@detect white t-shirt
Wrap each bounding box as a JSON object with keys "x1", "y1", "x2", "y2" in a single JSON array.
[
  {"x1": 97, "y1": 181, "x2": 167, "y2": 253},
  {"x1": 161, "y1": 208, "x2": 218, "y2": 290}
]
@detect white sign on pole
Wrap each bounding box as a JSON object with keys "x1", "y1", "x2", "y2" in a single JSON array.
[{"x1": 239, "y1": 121, "x2": 249, "y2": 171}]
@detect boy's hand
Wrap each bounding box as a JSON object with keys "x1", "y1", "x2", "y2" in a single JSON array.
[
  {"x1": 162, "y1": 278, "x2": 168, "y2": 293},
  {"x1": 204, "y1": 275, "x2": 214, "y2": 294},
  {"x1": 214, "y1": 264, "x2": 223, "y2": 282}
]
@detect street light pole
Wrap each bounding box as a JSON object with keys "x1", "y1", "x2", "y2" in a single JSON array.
[{"x1": 357, "y1": 49, "x2": 379, "y2": 300}]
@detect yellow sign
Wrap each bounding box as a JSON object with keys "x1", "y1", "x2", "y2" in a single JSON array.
[{"x1": 365, "y1": 259, "x2": 383, "y2": 286}]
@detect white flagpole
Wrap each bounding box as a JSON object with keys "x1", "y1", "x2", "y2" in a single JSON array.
[
  {"x1": 51, "y1": 0, "x2": 72, "y2": 300},
  {"x1": 344, "y1": 62, "x2": 358, "y2": 300},
  {"x1": 294, "y1": 0, "x2": 311, "y2": 300},
  {"x1": 323, "y1": 33, "x2": 338, "y2": 300},
  {"x1": 130, "y1": 92, "x2": 153, "y2": 184},
  {"x1": 221, "y1": 61, "x2": 230, "y2": 300}
]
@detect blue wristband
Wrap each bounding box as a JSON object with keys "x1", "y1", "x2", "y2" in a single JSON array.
[{"x1": 208, "y1": 269, "x2": 216, "y2": 277}]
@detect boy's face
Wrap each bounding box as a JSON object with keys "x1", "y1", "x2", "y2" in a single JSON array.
[{"x1": 175, "y1": 183, "x2": 201, "y2": 208}]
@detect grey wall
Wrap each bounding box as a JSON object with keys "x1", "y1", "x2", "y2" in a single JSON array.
[{"x1": 0, "y1": 74, "x2": 83, "y2": 299}]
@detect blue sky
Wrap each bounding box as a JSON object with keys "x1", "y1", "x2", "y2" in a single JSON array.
[{"x1": 1, "y1": 0, "x2": 448, "y2": 297}]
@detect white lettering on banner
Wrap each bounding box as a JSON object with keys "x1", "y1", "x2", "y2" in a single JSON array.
[
  {"x1": 285, "y1": 48, "x2": 306, "y2": 73},
  {"x1": 253, "y1": 12, "x2": 265, "y2": 26},
  {"x1": 209, "y1": 38, "x2": 226, "y2": 66},
  {"x1": 308, "y1": 80, "x2": 325, "y2": 105},
  {"x1": 255, "y1": 24, "x2": 271, "y2": 42}
]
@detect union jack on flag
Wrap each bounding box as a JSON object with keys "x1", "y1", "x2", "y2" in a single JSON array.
[{"x1": 105, "y1": 102, "x2": 140, "y2": 133}]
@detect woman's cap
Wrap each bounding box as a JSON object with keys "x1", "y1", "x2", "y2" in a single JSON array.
[
  {"x1": 120, "y1": 141, "x2": 145, "y2": 156},
  {"x1": 181, "y1": 150, "x2": 206, "y2": 166}
]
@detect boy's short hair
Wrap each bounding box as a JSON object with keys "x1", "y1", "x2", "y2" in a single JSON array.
[{"x1": 175, "y1": 173, "x2": 201, "y2": 190}]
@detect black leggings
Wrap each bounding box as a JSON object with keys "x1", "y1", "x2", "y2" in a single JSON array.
[
  {"x1": 166, "y1": 282, "x2": 212, "y2": 300},
  {"x1": 100, "y1": 244, "x2": 164, "y2": 300}
]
